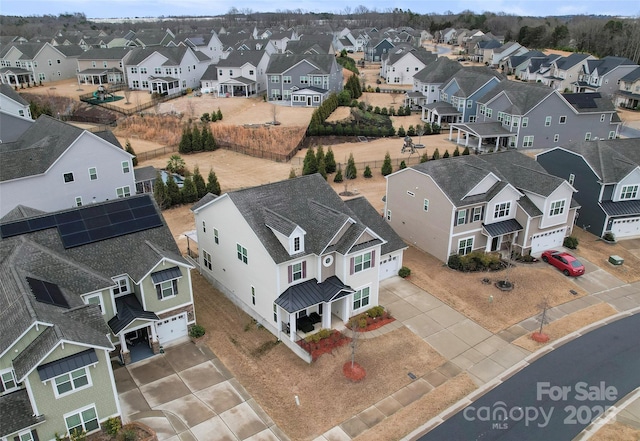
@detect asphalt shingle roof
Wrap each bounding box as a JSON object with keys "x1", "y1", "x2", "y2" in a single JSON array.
[
  {"x1": 217, "y1": 50, "x2": 266, "y2": 67},
  {"x1": 413, "y1": 57, "x2": 463, "y2": 84},
  {"x1": 0, "y1": 389, "x2": 44, "y2": 437},
  {"x1": 266, "y1": 53, "x2": 336, "y2": 75},
  {"x1": 477, "y1": 80, "x2": 553, "y2": 115},
  {"x1": 0, "y1": 83, "x2": 29, "y2": 106},
  {"x1": 557, "y1": 139, "x2": 640, "y2": 183}
]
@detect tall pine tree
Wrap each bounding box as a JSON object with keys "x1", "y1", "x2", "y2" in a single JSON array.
[
  {"x1": 125, "y1": 140, "x2": 138, "y2": 166},
  {"x1": 191, "y1": 125, "x2": 202, "y2": 152},
  {"x1": 178, "y1": 125, "x2": 193, "y2": 154},
  {"x1": 181, "y1": 176, "x2": 198, "y2": 203},
  {"x1": 192, "y1": 166, "x2": 207, "y2": 198},
  {"x1": 206, "y1": 169, "x2": 221, "y2": 195},
  {"x1": 302, "y1": 148, "x2": 318, "y2": 175},
  {"x1": 165, "y1": 174, "x2": 182, "y2": 206},
  {"x1": 345, "y1": 152, "x2": 357, "y2": 179},
  {"x1": 325, "y1": 147, "x2": 337, "y2": 173},
  {"x1": 153, "y1": 171, "x2": 169, "y2": 209},
  {"x1": 381, "y1": 152, "x2": 393, "y2": 176}
]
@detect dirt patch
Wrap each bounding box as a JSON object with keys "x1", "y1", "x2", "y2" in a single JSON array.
[
  {"x1": 512, "y1": 303, "x2": 618, "y2": 352},
  {"x1": 191, "y1": 270, "x2": 447, "y2": 440},
  {"x1": 590, "y1": 421, "x2": 640, "y2": 441}
]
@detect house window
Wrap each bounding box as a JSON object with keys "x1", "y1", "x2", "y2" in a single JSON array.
[
  {"x1": 251, "y1": 286, "x2": 256, "y2": 305},
  {"x1": 142, "y1": 80, "x2": 148, "y2": 88},
  {"x1": 469, "y1": 116, "x2": 476, "y2": 123},
  {"x1": 585, "y1": 132, "x2": 591, "y2": 141},
  {"x1": 485, "y1": 108, "x2": 492, "y2": 118},
  {"x1": 140, "y1": 67, "x2": 147, "y2": 74},
  {"x1": 273, "y1": 304, "x2": 278, "y2": 322},
  {"x1": 544, "y1": 116, "x2": 552, "y2": 127},
  {"x1": 522, "y1": 117, "x2": 528, "y2": 127},
  {"x1": 283, "y1": 75, "x2": 291, "y2": 84},
  {"x1": 64, "y1": 172, "x2": 74, "y2": 183},
  {"x1": 353, "y1": 287, "x2": 370, "y2": 310},
  {"x1": 92, "y1": 61, "x2": 97, "y2": 67},
  {"x1": 65, "y1": 405, "x2": 99, "y2": 436},
  {"x1": 549, "y1": 200, "x2": 566, "y2": 216},
  {"x1": 554, "y1": 134, "x2": 560, "y2": 143},
  {"x1": 155, "y1": 67, "x2": 162, "y2": 74},
  {"x1": 16, "y1": 430, "x2": 36, "y2": 441},
  {"x1": 559, "y1": 116, "x2": 567, "y2": 124},
  {"x1": 494, "y1": 202, "x2": 511, "y2": 218},
  {"x1": 569, "y1": 174, "x2": 575, "y2": 185},
  {"x1": 84, "y1": 293, "x2": 104, "y2": 315},
  {"x1": 237, "y1": 244, "x2": 248, "y2": 264},
  {"x1": 291, "y1": 262, "x2": 304, "y2": 281},
  {"x1": 386, "y1": 210, "x2": 391, "y2": 220},
  {"x1": 523, "y1": 136, "x2": 534, "y2": 147},
  {"x1": 89, "y1": 167, "x2": 98, "y2": 180},
  {"x1": 270, "y1": 75, "x2": 279, "y2": 83},
  {"x1": 472, "y1": 206, "x2": 483, "y2": 222},
  {"x1": 423, "y1": 199, "x2": 429, "y2": 212},
  {"x1": 202, "y1": 221, "x2": 206, "y2": 233},
  {"x1": 456, "y1": 209, "x2": 466, "y2": 225},
  {"x1": 214, "y1": 228, "x2": 219, "y2": 244},
  {"x1": 512, "y1": 116, "x2": 520, "y2": 127},
  {"x1": 300, "y1": 76, "x2": 309, "y2": 84},
  {"x1": 157, "y1": 280, "x2": 177, "y2": 299},
  {"x1": 112, "y1": 277, "x2": 130, "y2": 295},
  {"x1": 122, "y1": 161, "x2": 130, "y2": 173},
  {"x1": 116, "y1": 186, "x2": 131, "y2": 198},
  {"x1": 249, "y1": 70, "x2": 254, "y2": 76},
  {"x1": 132, "y1": 80, "x2": 139, "y2": 88},
  {"x1": 353, "y1": 251, "x2": 372, "y2": 273},
  {"x1": 103, "y1": 61, "x2": 108, "y2": 68},
  {"x1": 621, "y1": 185, "x2": 638, "y2": 200},
  {"x1": 458, "y1": 237, "x2": 473, "y2": 255},
  {"x1": 479, "y1": 104, "x2": 485, "y2": 115},
  {"x1": 313, "y1": 96, "x2": 320, "y2": 102},
  {"x1": 203, "y1": 250, "x2": 212, "y2": 270},
  {"x1": 1, "y1": 369, "x2": 18, "y2": 393},
  {"x1": 467, "y1": 100, "x2": 472, "y2": 108},
  {"x1": 54, "y1": 367, "x2": 91, "y2": 397},
  {"x1": 608, "y1": 131, "x2": 616, "y2": 139},
  {"x1": 131, "y1": 67, "x2": 137, "y2": 74},
  {"x1": 294, "y1": 237, "x2": 301, "y2": 252},
  {"x1": 600, "y1": 114, "x2": 606, "y2": 122},
  {"x1": 75, "y1": 196, "x2": 83, "y2": 207},
  {"x1": 314, "y1": 77, "x2": 322, "y2": 86}
]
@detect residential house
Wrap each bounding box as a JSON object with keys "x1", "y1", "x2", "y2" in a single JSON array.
[
  {"x1": 177, "y1": 32, "x2": 225, "y2": 63},
  {"x1": 268, "y1": 30, "x2": 298, "y2": 54},
  {"x1": 215, "y1": 50, "x2": 270, "y2": 97},
  {"x1": 380, "y1": 46, "x2": 437, "y2": 85},
  {"x1": 199, "y1": 64, "x2": 219, "y2": 95},
  {"x1": 334, "y1": 29, "x2": 357, "y2": 53},
  {"x1": 76, "y1": 47, "x2": 133, "y2": 86},
  {"x1": 471, "y1": 39, "x2": 502, "y2": 64},
  {"x1": 0, "y1": 42, "x2": 83, "y2": 85},
  {"x1": 191, "y1": 174, "x2": 406, "y2": 361},
  {"x1": 0, "y1": 115, "x2": 136, "y2": 217},
  {"x1": 537, "y1": 139, "x2": 640, "y2": 239},
  {"x1": 541, "y1": 53, "x2": 595, "y2": 92},
  {"x1": 505, "y1": 50, "x2": 545, "y2": 78},
  {"x1": 573, "y1": 56, "x2": 638, "y2": 97},
  {"x1": 422, "y1": 66, "x2": 504, "y2": 126},
  {"x1": 285, "y1": 36, "x2": 335, "y2": 55},
  {"x1": 408, "y1": 57, "x2": 462, "y2": 110},
  {"x1": 435, "y1": 28, "x2": 457, "y2": 45},
  {"x1": 490, "y1": 42, "x2": 528, "y2": 70},
  {"x1": 124, "y1": 46, "x2": 210, "y2": 95},
  {"x1": 449, "y1": 81, "x2": 620, "y2": 151},
  {"x1": 615, "y1": 67, "x2": 640, "y2": 109},
  {"x1": 365, "y1": 37, "x2": 394, "y2": 62},
  {"x1": 0, "y1": 83, "x2": 31, "y2": 118},
  {"x1": 265, "y1": 53, "x2": 343, "y2": 106},
  {"x1": 384, "y1": 151, "x2": 578, "y2": 262},
  {"x1": 520, "y1": 53, "x2": 562, "y2": 82}
]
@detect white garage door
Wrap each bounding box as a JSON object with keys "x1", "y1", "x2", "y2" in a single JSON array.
[
  {"x1": 379, "y1": 255, "x2": 400, "y2": 280},
  {"x1": 531, "y1": 227, "x2": 566, "y2": 253},
  {"x1": 155, "y1": 313, "x2": 187, "y2": 345},
  {"x1": 611, "y1": 217, "x2": 640, "y2": 239}
]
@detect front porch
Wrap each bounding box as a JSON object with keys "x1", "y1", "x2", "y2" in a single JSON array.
[
  {"x1": 449, "y1": 122, "x2": 514, "y2": 153},
  {"x1": 108, "y1": 294, "x2": 161, "y2": 365},
  {"x1": 421, "y1": 102, "x2": 462, "y2": 125},
  {"x1": 482, "y1": 219, "x2": 523, "y2": 256},
  {"x1": 0, "y1": 67, "x2": 34, "y2": 86}
]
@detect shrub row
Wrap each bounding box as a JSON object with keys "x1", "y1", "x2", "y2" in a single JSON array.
[{"x1": 448, "y1": 251, "x2": 503, "y2": 272}]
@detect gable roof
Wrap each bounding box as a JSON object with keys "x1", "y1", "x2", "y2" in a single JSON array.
[
  {"x1": 266, "y1": 53, "x2": 336, "y2": 75},
  {"x1": 0, "y1": 83, "x2": 29, "y2": 106},
  {"x1": 554, "y1": 53, "x2": 591, "y2": 70},
  {"x1": 446, "y1": 66, "x2": 504, "y2": 97},
  {"x1": 620, "y1": 67, "x2": 640, "y2": 83},
  {"x1": 77, "y1": 47, "x2": 133, "y2": 60},
  {"x1": 478, "y1": 80, "x2": 554, "y2": 115},
  {"x1": 344, "y1": 197, "x2": 407, "y2": 255},
  {"x1": 127, "y1": 46, "x2": 192, "y2": 66},
  {"x1": 584, "y1": 56, "x2": 636, "y2": 75},
  {"x1": 217, "y1": 50, "x2": 266, "y2": 67},
  {"x1": 562, "y1": 92, "x2": 616, "y2": 113},
  {"x1": 413, "y1": 57, "x2": 463, "y2": 84}
]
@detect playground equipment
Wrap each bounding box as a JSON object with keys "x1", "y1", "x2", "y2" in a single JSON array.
[
  {"x1": 93, "y1": 85, "x2": 115, "y2": 101},
  {"x1": 401, "y1": 135, "x2": 425, "y2": 156}
]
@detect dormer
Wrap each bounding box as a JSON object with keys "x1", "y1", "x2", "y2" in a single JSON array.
[
  {"x1": 264, "y1": 209, "x2": 306, "y2": 256},
  {"x1": 462, "y1": 172, "x2": 501, "y2": 199}
]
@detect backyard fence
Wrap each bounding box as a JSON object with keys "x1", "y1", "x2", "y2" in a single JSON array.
[
  {"x1": 134, "y1": 144, "x2": 179, "y2": 162},
  {"x1": 79, "y1": 90, "x2": 186, "y2": 115}
]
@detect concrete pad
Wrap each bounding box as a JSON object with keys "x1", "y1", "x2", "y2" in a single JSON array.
[
  {"x1": 229, "y1": 377, "x2": 252, "y2": 401},
  {"x1": 177, "y1": 432, "x2": 197, "y2": 441},
  {"x1": 437, "y1": 361, "x2": 463, "y2": 378},
  {"x1": 114, "y1": 365, "x2": 138, "y2": 393},
  {"x1": 375, "y1": 396, "x2": 403, "y2": 416},
  {"x1": 219, "y1": 401, "x2": 267, "y2": 440},
  {"x1": 383, "y1": 279, "x2": 425, "y2": 298},
  {"x1": 119, "y1": 388, "x2": 151, "y2": 418},
  {"x1": 195, "y1": 381, "x2": 244, "y2": 414},
  {"x1": 573, "y1": 270, "x2": 626, "y2": 294},
  {"x1": 244, "y1": 429, "x2": 281, "y2": 441},
  {"x1": 163, "y1": 342, "x2": 211, "y2": 372},
  {"x1": 246, "y1": 398, "x2": 275, "y2": 427},
  {"x1": 179, "y1": 361, "x2": 226, "y2": 392},
  {"x1": 391, "y1": 379, "x2": 433, "y2": 406},
  {"x1": 139, "y1": 373, "x2": 191, "y2": 408},
  {"x1": 340, "y1": 415, "x2": 369, "y2": 438},
  {"x1": 425, "y1": 330, "x2": 471, "y2": 359},
  {"x1": 403, "y1": 293, "x2": 446, "y2": 313},
  {"x1": 135, "y1": 416, "x2": 177, "y2": 441},
  {"x1": 128, "y1": 356, "x2": 176, "y2": 386},
  {"x1": 555, "y1": 297, "x2": 593, "y2": 315},
  {"x1": 451, "y1": 354, "x2": 474, "y2": 370},
  {"x1": 467, "y1": 358, "x2": 506, "y2": 384},
  {"x1": 384, "y1": 299, "x2": 421, "y2": 321},
  {"x1": 358, "y1": 406, "x2": 386, "y2": 427},
  {"x1": 402, "y1": 314, "x2": 444, "y2": 338},
  {"x1": 448, "y1": 320, "x2": 493, "y2": 346},
  {"x1": 490, "y1": 345, "x2": 529, "y2": 369},
  {"x1": 322, "y1": 426, "x2": 352, "y2": 441},
  {"x1": 156, "y1": 394, "x2": 216, "y2": 427},
  {"x1": 474, "y1": 335, "x2": 508, "y2": 357},
  {"x1": 191, "y1": 416, "x2": 236, "y2": 441},
  {"x1": 378, "y1": 288, "x2": 401, "y2": 305},
  {"x1": 424, "y1": 370, "x2": 448, "y2": 388},
  {"x1": 519, "y1": 318, "x2": 540, "y2": 332},
  {"x1": 164, "y1": 412, "x2": 188, "y2": 434},
  {"x1": 609, "y1": 296, "x2": 640, "y2": 312},
  {"x1": 428, "y1": 305, "x2": 467, "y2": 328},
  {"x1": 497, "y1": 325, "x2": 529, "y2": 342},
  {"x1": 460, "y1": 347, "x2": 486, "y2": 363}
]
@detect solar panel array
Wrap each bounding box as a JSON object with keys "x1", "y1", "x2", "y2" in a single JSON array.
[
  {"x1": 563, "y1": 92, "x2": 601, "y2": 109},
  {"x1": 26, "y1": 277, "x2": 70, "y2": 308},
  {"x1": 0, "y1": 195, "x2": 163, "y2": 249}
]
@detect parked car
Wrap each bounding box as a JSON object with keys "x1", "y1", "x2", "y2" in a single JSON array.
[{"x1": 541, "y1": 250, "x2": 585, "y2": 276}]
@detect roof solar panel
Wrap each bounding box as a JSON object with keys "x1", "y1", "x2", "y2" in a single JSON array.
[
  {"x1": 88, "y1": 225, "x2": 115, "y2": 241},
  {"x1": 58, "y1": 220, "x2": 86, "y2": 236},
  {"x1": 131, "y1": 204, "x2": 157, "y2": 218},
  {"x1": 127, "y1": 196, "x2": 152, "y2": 209},
  {"x1": 80, "y1": 204, "x2": 107, "y2": 220},
  {"x1": 55, "y1": 210, "x2": 82, "y2": 224},
  {"x1": 106, "y1": 199, "x2": 131, "y2": 213},
  {"x1": 135, "y1": 215, "x2": 164, "y2": 230},
  {"x1": 28, "y1": 215, "x2": 57, "y2": 231},
  {"x1": 60, "y1": 231, "x2": 92, "y2": 248},
  {"x1": 0, "y1": 221, "x2": 30, "y2": 238},
  {"x1": 84, "y1": 214, "x2": 111, "y2": 229},
  {"x1": 108, "y1": 209, "x2": 134, "y2": 223},
  {"x1": 26, "y1": 277, "x2": 70, "y2": 308}
]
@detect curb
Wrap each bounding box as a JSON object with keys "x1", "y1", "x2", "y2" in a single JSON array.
[
  {"x1": 402, "y1": 307, "x2": 640, "y2": 441},
  {"x1": 574, "y1": 387, "x2": 640, "y2": 440}
]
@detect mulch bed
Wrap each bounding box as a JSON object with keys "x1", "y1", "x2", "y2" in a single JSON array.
[
  {"x1": 343, "y1": 361, "x2": 367, "y2": 382},
  {"x1": 354, "y1": 316, "x2": 395, "y2": 332},
  {"x1": 297, "y1": 330, "x2": 351, "y2": 361}
]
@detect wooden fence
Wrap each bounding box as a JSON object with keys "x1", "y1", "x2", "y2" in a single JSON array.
[{"x1": 79, "y1": 90, "x2": 186, "y2": 115}]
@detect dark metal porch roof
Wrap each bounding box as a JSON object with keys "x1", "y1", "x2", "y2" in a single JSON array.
[
  {"x1": 483, "y1": 218, "x2": 523, "y2": 237},
  {"x1": 37, "y1": 348, "x2": 98, "y2": 381},
  {"x1": 601, "y1": 200, "x2": 640, "y2": 217},
  {"x1": 275, "y1": 276, "x2": 354, "y2": 314},
  {"x1": 108, "y1": 294, "x2": 159, "y2": 335}
]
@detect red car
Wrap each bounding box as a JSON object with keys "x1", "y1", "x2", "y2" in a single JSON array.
[{"x1": 541, "y1": 250, "x2": 585, "y2": 277}]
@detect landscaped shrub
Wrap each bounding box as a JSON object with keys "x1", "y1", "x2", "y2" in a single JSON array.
[
  {"x1": 364, "y1": 165, "x2": 372, "y2": 178},
  {"x1": 189, "y1": 324, "x2": 206, "y2": 338},
  {"x1": 563, "y1": 236, "x2": 579, "y2": 249},
  {"x1": 449, "y1": 251, "x2": 503, "y2": 272},
  {"x1": 104, "y1": 417, "x2": 121, "y2": 436},
  {"x1": 397, "y1": 126, "x2": 406, "y2": 137},
  {"x1": 367, "y1": 306, "x2": 385, "y2": 318},
  {"x1": 398, "y1": 266, "x2": 411, "y2": 278},
  {"x1": 305, "y1": 328, "x2": 332, "y2": 343},
  {"x1": 358, "y1": 317, "x2": 368, "y2": 328},
  {"x1": 381, "y1": 152, "x2": 393, "y2": 176},
  {"x1": 603, "y1": 232, "x2": 616, "y2": 242}
]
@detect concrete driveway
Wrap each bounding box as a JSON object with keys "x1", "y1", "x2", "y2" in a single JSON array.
[{"x1": 114, "y1": 341, "x2": 288, "y2": 441}]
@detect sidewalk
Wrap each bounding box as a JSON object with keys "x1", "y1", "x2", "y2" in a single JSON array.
[{"x1": 313, "y1": 262, "x2": 640, "y2": 441}]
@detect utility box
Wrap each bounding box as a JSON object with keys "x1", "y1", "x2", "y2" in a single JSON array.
[{"x1": 608, "y1": 255, "x2": 624, "y2": 265}]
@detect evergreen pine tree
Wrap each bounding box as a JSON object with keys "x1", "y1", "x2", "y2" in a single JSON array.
[
  {"x1": 192, "y1": 166, "x2": 207, "y2": 198},
  {"x1": 432, "y1": 148, "x2": 440, "y2": 160},
  {"x1": 216, "y1": 108, "x2": 223, "y2": 121},
  {"x1": 453, "y1": 146, "x2": 461, "y2": 156},
  {"x1": 345, "y1": 152, "x2": 357, "y2": 179},
  {"x1": 165, "y1": 174, "x2": 182, "y2": 206},
  {"x1": 318, "y1": 158, "x2": 327, "y2": 179},
  {"x1": 178, "y1": 125, "x2": 193, "y2": 154},
  {"x1": 125, "y1": 140, "x2": 138, "y2": 166},
  {"x1": 211, "y1": 110, "x2": 218, "y2": 122},
  {"x1": 381, "y1": 152, "x2": 393, "y2": 176},
  {"x1": 462, "y1": 146, "x2": 470, "y2": 155},
  {"x1": 191, "y1": 125, "x2": 202, "y2": 152},
  {"x1": 420, "y1": 152, "x2": 429, "y2": 163},
  {"x1": 325, "y1": 147, "x2": 337, "y2": 173},
  {"x1": 399, "y1": 160, "x2": 407, "y2": 169},
  {"x1": 153, "y1": 171, "x2": 169, "y2": 209},
  {"x1": 364, "y1": 165, "x2": 372, "y2": 178},
  {"x1": 315, "y1": 145, "x2": 325, "y2": 167},
  {"x1": 206, "y1": 169, "x2": 221, "y2": 195},
  {"x1": 289, "y1": 167, "x2": 297, "y2": 179},
  {"x1": 333, "y1": 164, "x2": 343, "y2": 182},
  {"x1": 407, "y1": 125, "x2": 416, "y2": 136},
  {"x1": 181, "y1": 176, "x2": 198, "y2": 203},
  {"x1": 443, "y1": 150, "x2": 450, "y2": 158},
  {"x1": 302, "y1": 148, "x2": 318, "y2": 175}
]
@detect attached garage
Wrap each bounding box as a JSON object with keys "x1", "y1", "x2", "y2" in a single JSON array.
[
  {"x1": 531, "y1": 227, "x2": 566, "y2": 253},
  {"x1": 379, "y1": 255, "x2": 400, "y2": 280},
  {"x1": 611, "y1": 217, "x2": 640, "y2": 239},
  {"x1": 155, "y1": 313, "x2": 187, "y2": 345}
]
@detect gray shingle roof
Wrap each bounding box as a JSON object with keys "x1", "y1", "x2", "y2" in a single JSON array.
[
  {"x1": 127, "y1": 46, "x2": 189, "y2": 66},
  {"x1": 447, "y1": 66, "x2": 504, "y2": 97},
  {"x1": 0, "y1": 83, "x2": 29, "y2": 106},
  {"x1": 200, "y1": 64, "x2": 218, "y2": 81},
  {"x1": 477, "y1": 81, "x2": 553, "y2": 115},
  {"x1": 217, "y1": 50, "x2": 266, "y2": 67},
  {"x1": 77, "y1": 47, "x2": 133, "y2": 60},
  {"x1": 0, "y1": 389, "x2": 44, "y2": 437},
  {"x1": 620, "y1": 67, "x2": 640, "y2": 82},
  {"x1": 555, "y1": 53, "x2": 591, "y2": 70},
  {"x1": 584, "y1": 56, "x2": 636, "y2": 76},
  {"x1": 562, "y1": 92, "x2": 616, "y2": 113},
  {"x1": 413, "y1": 57, "x2": 463, "y2": 84},
  {"x1": 266, "y1": 53, "x2": 336, "y2": 75},
  {"x1": 54, "y1": 45, "x2": 84, "y2": 57},
  {"x1": 557, "y1": 139, "x2": 640, "y2": 182},
  {"x1": 344, "y1": 197, "x2": 407, "y2": 256}
]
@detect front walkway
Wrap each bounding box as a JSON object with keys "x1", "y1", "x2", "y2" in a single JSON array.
[{"x1": 115, "y1": 339, "x2": 289, "y2": 441}]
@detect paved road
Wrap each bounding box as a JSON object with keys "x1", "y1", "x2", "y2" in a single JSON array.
[{"x1": 418, "y1": 313, "x2": 640, "y2": 441}]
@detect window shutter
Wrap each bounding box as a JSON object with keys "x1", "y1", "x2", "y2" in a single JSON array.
[
  {"x1": 0, "y1": 379, "x2": 4, "y2": 393},
  {"x1": 302, "y1": 261, "x2": 306, "y2": 278},
  {"x1": 32, "y1": 430, "x2": 40, "y2": 441},
  {"x1": 172, "y1": 279, "x2": 178, "y2": 295},
  {"x1": 350, "y1": 257, "x2": 355, "y2": 275},
  {"x1": 454, "y1": 211, "x2": 458, "y2": 226},
  {"x1": 481, "y1": 206, "x2": 485, "y2": 221},
  {"x1": 466, "y1": 209, "x2": 470, "y2": 223},
  {"x1": 288, "y1": 265, "x2": 292, "y2": 283},
  {"x1": 14, "y1": 436, "x2": 19, "y2": 441},
  {"x1": 371, "y1": 250, "x2": 376, "y2": 267},
  {"x1": 156, "y1": 284, "x2": 162, "y2": 300}
]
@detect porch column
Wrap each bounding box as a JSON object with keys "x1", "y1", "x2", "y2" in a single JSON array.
[
  {"x1": 485, "y1": 238, "x2": 492, "y2": 253},
  {"x1": 119, "y1": 333, "x2": 131, "y2": 365},
  {"x1": 149, "y1": 324, "x2": 160, "y2": 354},
  {"x1": 456, "y1": 129, "x2": 461, "y2": 144},
  {"x1": 421, "y1": 106, "x2": 425, "y2": 121},
  {"x1": 478, "y1": 138, "x2": 482, "y2": 150},
  {"x1": 448, "y1": 125, "x2": 454, "y2": 141},
  {"x1": 495, "y1": 137, "x2": 500, "y2": 152},
  {"x1": 322, "y1": 302, "x2": 332, "y2": 329},
  {"x1": 289, "y1": 313, "x2": 297, "y2": 342},
  {"x1": 465, "y1": 134, "x2": 470, "y2": 147}
]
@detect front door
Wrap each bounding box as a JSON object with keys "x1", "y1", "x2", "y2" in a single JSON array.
[
  {"x1": 307, "y1": 96, "x2": 312, "y2": 106},
  {"x1": 491, "y1": 236, "x2": 500, "y2": 251}
]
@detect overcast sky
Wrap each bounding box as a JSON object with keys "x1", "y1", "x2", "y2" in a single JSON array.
[{"x1": 1, "y1": 0, "x2": 637, "y2": 19}]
